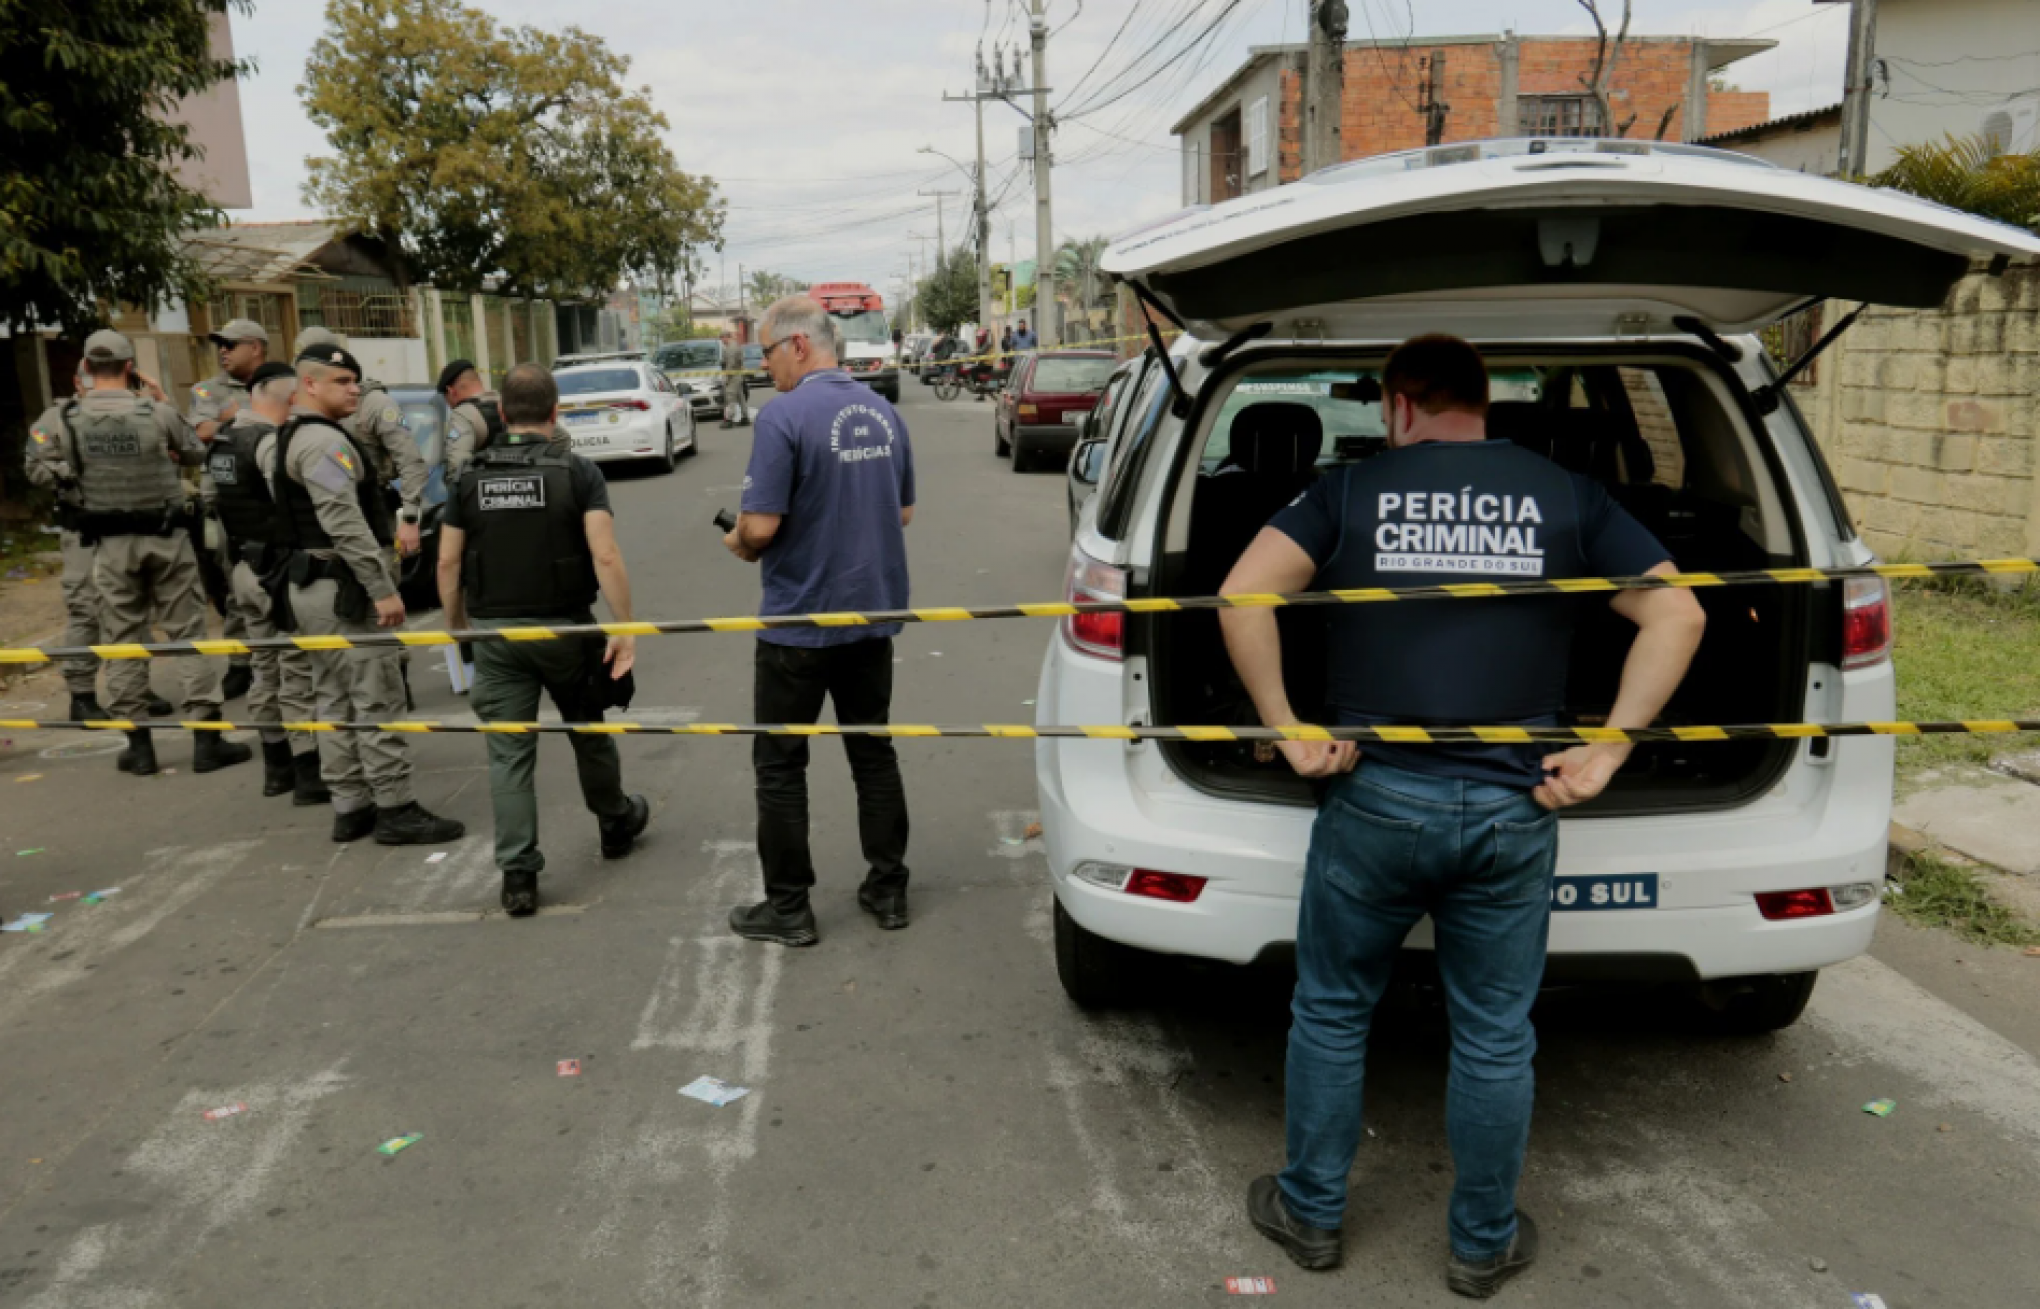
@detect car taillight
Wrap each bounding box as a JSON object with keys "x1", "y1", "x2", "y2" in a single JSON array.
[
  {"x1": 609, "y1": 399, "x2": 651, "y2": 411},
  {"x1": 1841, "y1": 576, "x2": 1892, "y2": 670},
  {"x1": 1125, "y1": 870, "x2": 1207, "y2": 903},
  {"x1": 1018, "y1": 403, "x2": 1039, "y2": 418},
  {"x1": 1755, "y1": 888, "x2": 1835, "y2": 920},
  {"x1": 1063, "y1": 546, "x2": 1126, "y2": 660}
]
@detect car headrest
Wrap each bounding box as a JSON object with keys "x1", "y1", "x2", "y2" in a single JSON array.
[
  {"x1": 1485, "y1": 403, "x2": 1656, "y2": 485},
  {"x1": 1221, "y1": 403, "x2": 1324, "y2": 475}
]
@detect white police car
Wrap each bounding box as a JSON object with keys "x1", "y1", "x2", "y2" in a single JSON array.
[
  {"x1": 1036, "y1": 139, "x2": 2040, "y2": 1029},
  {"x1": 553, "y1": 359, "x2": 695, "y2": 472}
]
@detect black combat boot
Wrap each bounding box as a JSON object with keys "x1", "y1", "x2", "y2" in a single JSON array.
[
  {"x1": 191, "y1": 710, "x2": 254, "y2": 773},
  {"x1": 373, "y1": 801, "x2": 466, "y2": 846},
  {"x1": 332, "y1": 805, "x2": 377, "y2": 843},
  {"x1": 117, "y1": 729, "x2": 158, "y2": 775},
  {"x1": 220, "y1": 664, "x2": 253, "y2": 701},
  {"x1": 147, "y1": 693, "x2": 175, "y2": 718},
  {"x1": 501, "y1": 868, "x2": 539, "y2": 917},
  {"x1": 68, "y1": 692, "x2": 106, "y2": 721},
  {"x1": 292, "y1": 752, "x2": 332, "y2": 806},
  {"x1": 598, "y1": 795, "x2": 652, "y2": 859},
  {"x1": 260, "y1": 741, "x2": 295, "y2": 797}
]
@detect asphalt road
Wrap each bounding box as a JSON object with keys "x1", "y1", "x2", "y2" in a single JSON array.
[{"x1": 1, "y1": 378, "x2": 2036, "y2": 1308}]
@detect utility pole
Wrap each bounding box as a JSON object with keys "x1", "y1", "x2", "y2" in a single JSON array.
[
  {"x1": 1304, "y1": 1, "x2": 1348, "y2": 173},
  {"x1": 917, "y1": 189, "x2": 959, "y2": 264},
  {"x1": 1418, "y1": 50, "x2": 1449, "y2": 146},
  {"x1": 1837, "y1": 0, "x2": 1880, "y2": 176},
  {"x1": 1029, "y1": 0, "x2": 1056, "y2": 346},
  {"x1": 943, "y1": 48, "x2": 1012, "y2": 334}
]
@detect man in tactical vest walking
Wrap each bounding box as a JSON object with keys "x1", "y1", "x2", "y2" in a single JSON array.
[
  {"x1": 437, "y1": 358, "x2": 503, "y2": 480},
  {"x1": 278, "y1": 342, "x2": 463, "y2": 845},
  {"x1": 190, "y1": 317, "x2": 271, "y2": 701},
  {"x1": 718, "y1": 331, "x2": 749, "y2": 428},
  {"x1": 293, "y1": 327, "x2": 428, "y2": 560},
  {"x1": 25, "y1": 330, "x2": 252, "y2": 776},
  {"x1": 208, "y1": 361, "x2": 330, "y2": 804},
  {"x1": 436, "y1": 363, "x2": 649, "y2": 916}
]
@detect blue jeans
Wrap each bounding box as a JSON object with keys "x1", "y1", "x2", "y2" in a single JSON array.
[{"x1": 1278, "y1": 760, "x2": 1558, "y2": 1260}]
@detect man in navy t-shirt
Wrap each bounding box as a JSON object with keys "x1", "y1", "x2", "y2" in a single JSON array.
[
  {"x1": 1216, "y1": 336, "x2": 1706, "y2": 1294},
  {"x1": 724, "y1": 295, "x2": 917, "y2": 946}
]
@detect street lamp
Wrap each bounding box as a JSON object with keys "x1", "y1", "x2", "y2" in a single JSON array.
[{"x1": 917, "y1": 144, "x2": 976, "y2": 185}]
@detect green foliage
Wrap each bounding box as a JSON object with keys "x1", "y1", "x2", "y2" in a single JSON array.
[
  {"x1": 300, "y1": 0, "x2": 723, "y2": 295},
  {"x1": 1889, "y1": 850, "x2": 2040, "y2": 948},
  {"x1": 1871, "y1": 133, "x2": 2040, "y2": 230},
  {"x1": 745, "y1": 269, "x2": 808, "y2": 311},
  {"x1": 916, "y1": 246, "x2": 979, "y2": 334},
  {"x1": 1892, "y1": 580, "x2": 2040, "y2": 782},
  {"x1": 1053, "y1": 235, "x2": 1110, "y2": 308},
  {"x1": 0, "y1": 0, "x2": 246, "y2": 332}
]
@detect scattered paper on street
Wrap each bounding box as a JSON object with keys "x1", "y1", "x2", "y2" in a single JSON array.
[
  {"x1": 426, "y1": 852, "x2": 448, "y2": 863},
  {"x1": 203, "y1": 1103, "x2": 249, "y2": 1122},
  {"x1": 81, "y1": 888, "x2": 121, "y2": 905},
  {"x1": 558, "y1": 1059, "x2": 581, "y2": 1077},
  {"x1": 376, "y1": 1133, "x2": 424, "y2": 1156},
  {"x1": 1851, "y1": 1294, "x2": 1890, "y2": 1309},
  {"x1": 2, "y1": 913, "x2": 54, "y2": 933},
  {"x1": 1225, "y1": 1276, "x2": 1276, "y2": 1295},
  {"x1": 47, "y1": 891, "x2": 82, "y2": 902},
  {"x1": 679, "y1": 1076, "x2": 749, "y2": 1107},
  {"x1": 1863, "y1": 1098, "x2": 1897, "y2": 1117}
]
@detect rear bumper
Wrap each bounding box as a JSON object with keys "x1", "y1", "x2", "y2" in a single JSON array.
[{"x1": 1014, "y1": 423, "x2": 1083, "y2": 456}]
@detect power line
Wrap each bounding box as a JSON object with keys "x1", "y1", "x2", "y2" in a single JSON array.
[{"x1": 1063, "y1": 0, "x2": 1251, "y2": 121}]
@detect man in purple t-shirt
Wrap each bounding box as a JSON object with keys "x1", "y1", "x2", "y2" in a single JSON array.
[{"x1": 723, "y1": 295, "x2": 917, "y2": 946}]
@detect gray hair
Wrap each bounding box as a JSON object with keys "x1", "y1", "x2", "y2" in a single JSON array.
[{"x1": 760, "y1": 295, "x2": 838, "y2": 362}]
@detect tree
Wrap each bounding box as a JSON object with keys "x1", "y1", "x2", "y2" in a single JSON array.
[
  {"x1": 745, "y1": 269, "x2": 808, "y2": 311},
  {"x1": 1574, "y1": 0, "x2": 1635, "y2": 138},
  {"x1": 300, "y1": 0, "x2": 722, "y2": 296},
  {"x1": 1053, "y1": 236, "x2": 1110, "y2": 310},
  {"x1": 0, "y1": 0, "x2": 247, "y2": 333},
  {"x1": 916, "y1": 247, "x2": 979, "y2": 334},
  {"x1": 1872, "y1": 134, "x2": 2040, "y2": 229}
]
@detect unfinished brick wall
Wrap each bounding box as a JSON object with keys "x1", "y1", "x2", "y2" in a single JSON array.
[
  {"x1": 1272, "y1": 38, "x2": 1768, "y2": 163},
  {"x1": 1795, "y1": 264, "x2": 2040, "y2": 559}
]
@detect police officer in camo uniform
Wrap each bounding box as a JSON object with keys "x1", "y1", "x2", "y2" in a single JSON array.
[
  {"x1": 191, "y1": 317, "x2": 270, "y2": 701},
  {"x1": 208, "y1": 360, "x2": 330, "y2": 804},
  {"x1": 437, "y1": 363, "x2": 649, "y2": 916},
  {"x1": 436, "y1": 358, "x2": 504, "y2": 481},
  {"x1": 292, "y1": 327, "x2": 429, "y2": 560},
  {"x1": 276, "y1": 343, "x2": 462, "y2": 846},
  {"x1": 25, "y1": 330, "x2": 253, "y2": 776}
]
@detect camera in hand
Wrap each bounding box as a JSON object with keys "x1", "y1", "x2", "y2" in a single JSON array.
[{"x1": 713, "y1": 508, "x2": 737, "y2": 534}]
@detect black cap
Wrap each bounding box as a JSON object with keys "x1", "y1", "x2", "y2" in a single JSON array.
[
  {"x1": 249, "y1": 361, "x2": 297, "y2": 387},
  {"x1": 436, "y1": 358, "x2": 479, "y2": 394},
  {"x1": 295, "y1": 344, "x2": 361, "y2": 380}
]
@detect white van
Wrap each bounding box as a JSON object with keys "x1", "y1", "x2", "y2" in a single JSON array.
[{"x1": 1035, "y1": 139, "x2": 2040, "y2": 1030}]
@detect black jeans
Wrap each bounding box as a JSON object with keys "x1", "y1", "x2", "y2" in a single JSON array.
[{"x1": 753, "y1": 637, "x2": 910, "y2": 908}]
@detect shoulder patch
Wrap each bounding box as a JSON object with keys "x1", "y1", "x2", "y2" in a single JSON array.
[
  {"x1": 306, "y1": 450, "x2": 356, "y2": 496},
  {"x1": 382, "y1": 408, "x2": 401, "y2": 426}
]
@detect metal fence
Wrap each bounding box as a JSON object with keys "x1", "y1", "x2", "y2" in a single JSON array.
[{"x1": 297, "y1": 278, "x2": 417, "y2": 338}]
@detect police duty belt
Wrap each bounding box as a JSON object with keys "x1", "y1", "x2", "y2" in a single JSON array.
[
  {"x1": 0, "y1": 557, "x2": 2030, "y2": 665},
  {"x1": 7, "y1": 716, "x2": 2040, "y2": 745}
]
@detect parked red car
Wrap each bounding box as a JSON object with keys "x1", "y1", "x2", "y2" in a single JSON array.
[{"x1": 994, "y1": 349, "x2": 1118, "y2": 472}]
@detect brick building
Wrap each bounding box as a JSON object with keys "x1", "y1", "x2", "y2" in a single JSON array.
[{"x1": 1173, "y1": 33, "x2": 1773, "y2": 205}]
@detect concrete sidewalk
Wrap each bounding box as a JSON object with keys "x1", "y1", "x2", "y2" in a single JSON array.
[{"x1": 1892, "y1": 753, "x2": 2040, "y2": 928}]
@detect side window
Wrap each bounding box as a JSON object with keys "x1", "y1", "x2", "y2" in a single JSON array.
[
  {"x1": 1091, "y1": 370, "x2": 1130, "y2": 441},
  {"x1": 1097, "y1": 361, "x2": 1169, "y2": 540}
]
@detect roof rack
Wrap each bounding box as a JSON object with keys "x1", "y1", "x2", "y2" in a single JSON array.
[{"x1": 552, "y1": 350, "x2": 647, "y2": 369}]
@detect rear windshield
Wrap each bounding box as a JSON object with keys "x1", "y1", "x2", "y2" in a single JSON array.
[
  {"x1": 557, "y1": 368, "x2": 642, "y2": 396},
  {"x1": 397, "y1": 400, "x2": 443, "y2": 457},
  {"x1": 1202, "y1": 368, "x2": 1543, "y2": 468},
  {"x1": 833, "y1": 310, "x2": 890, "y2": 344},
  {"x1": 655, "y1": 343, "x2": 720, "y2": 371},
  {"x1": 1031, "y1": 356, "x2": 1116, "y2": 393}
]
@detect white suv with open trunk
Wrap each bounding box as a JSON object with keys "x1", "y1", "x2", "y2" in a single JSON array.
[{"x1": 1035, "y1": 139, "x2": 2040, "y2": 1030}]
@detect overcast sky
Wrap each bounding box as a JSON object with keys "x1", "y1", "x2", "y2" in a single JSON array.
[{"x1": 230, "y1": 0, "x2": 1849, "y2": 300}]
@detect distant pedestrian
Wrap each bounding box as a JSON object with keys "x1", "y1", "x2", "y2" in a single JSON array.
[
  {"x1": 26, "y1": 330, "x2": 251, "y2": 777},
  {"x1": 437, "y1": 358, "x2": 503, "y2": 480},
  {"x1": 276, "y1": 342, "x2": 463, "y2": 846},
  {"x1": 723, "y1": 295, "x2": 916, "y2": 946},
  {"x1": 719, "y1": 330, "x2": 750, "y2": 428},
  {"x1": 437, "y1": 363, "x2": 650, "y2": 915},
  {"x1": 1011, "y1": 318, "x2": 1037, "y2": 352},
  {"x1": 1000, "y1": 325, "x2": 1014, "y2": 357}
]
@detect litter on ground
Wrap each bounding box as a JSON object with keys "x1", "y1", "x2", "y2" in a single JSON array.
[
  {"x1": 1851, "y1": 1294, "x2": 1889, "y2": 1309},
  {"x1": 15, "y1": 774, "x2": 41, "y2": 783},
  {"x1": 48, "y1": 891, "x2": 82, "y2": 902},
  {"x1": 81, "y1": 888, "x2": 121, "y2": 905},
  {"x1": 1863, "y1": 1098, "x2": 1897, "y2": 1118},
  {"x1": 203, "y1": 1103, "x2": 249, "y2": 1122},
  {"x1": 1023, "y1": 821, "x2": 1042, "y2": 840},
  {"x1": 2, "y1": 913, "x2": 54, "y2": 933},
  {"x1": 426, "y1": 852, "x2": 448, "y2": 863},
  {"x1": 376, "y1": 1133, "x2": 424, "y2": 1156},
  {"x1": 16, "y1": 848, "x2": 44, "y2": 857},
  {"x1": 679, "y1": 1076, "x2": 749, "y2": 1107},
  {"x1": 557, "y1": 1060, "x2": 581, "y2": 1077},
  {"x1": 1225, "y1": 1276, "x2": 1276, "y2": 1295}
]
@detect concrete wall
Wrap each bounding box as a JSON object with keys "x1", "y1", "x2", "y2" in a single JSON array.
[
  {"x1": 167, "y1": 12, "x2": 252, "y2": 209},
  {"x1": 1870, "y1": 0, "x2": 2040, "y2": 173},
  {"x1": 1795, "y1": 263, "x2": 2040, "y2": 560},
  {"x1": 1179, "y1": 56, "x2": 1286, "y2": 203},
  {"x1": 1716, "y1": 117, "x2": 1843, "y2": 175},
  {"x1": 352, "y1": 338, "x2": 430, "y2": 388}
]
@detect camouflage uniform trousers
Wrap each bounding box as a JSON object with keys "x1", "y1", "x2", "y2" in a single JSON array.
[
  {"x1": 290, "y1": 576, "x2": 414, "y2": 812},
  {"x1": 92, "y1": 532, "x2": 225, "y2": 719},
  {"x1": 228, "y1": 560, "x2": 316, "y2": 752}
]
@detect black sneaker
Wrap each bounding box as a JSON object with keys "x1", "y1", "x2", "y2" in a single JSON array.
[
  {"x1": 373, "y1": 801, "x2": 466, "y2": 846},
  {"x1": 599, "y1": 795, "x2": 651, "y2": 859},
  {"x1": 857, "y1": 885, "x2": 909, "y2": 930},
  {"x1": 221, "y1": 664, "x2": 253, "y2": 702},
  {"x1": 501, "y1": 868, "x2": 539, "y2": 917},
  {"x1": 1446, "y1": 1211, "x2": 1539, "y2": 1300},
  {"x1": 728, "y1": 900, "x2": 819, "y2": 947},
  {"x1": 1247, "y1": 1175, "x2": 1342, "y2": 1272},
  {"x1": 332, "y1": 806, "x2": 378, "y2": 843}
]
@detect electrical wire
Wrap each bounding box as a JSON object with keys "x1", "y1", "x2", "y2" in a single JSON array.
[{"x1": 1062, "y1": 0, "x2": 1249, "y2": 121}]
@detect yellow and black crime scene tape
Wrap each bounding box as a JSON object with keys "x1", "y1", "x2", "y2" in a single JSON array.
[
  {"x1": 1, "y1": 557, "x2": 2032, "y2": 666},
  {"x1": 667, "y1": 329, "x2": 1168, "y2": 378},
  {"x1": 5, "y1": 717, "x2": 2039, "y2": 744}
]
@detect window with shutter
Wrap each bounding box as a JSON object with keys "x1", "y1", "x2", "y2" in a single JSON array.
[{"x1": 1246, "y1": 96, "x2": 1269, "y2": 178}]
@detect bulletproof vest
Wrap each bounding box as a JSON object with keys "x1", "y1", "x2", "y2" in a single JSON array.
[
  {"x1": 457, "y1": 438, "x2": 598, "y2": 619},
  {"x1": 459, "y1": 396, "x2": 506, "y2": 450},
  {"x1": 66, "y1": 397, "x2": 182, "y2": 514},
  {"x1": 342, "y1": 379, "x2": 394, "y2": 475},
  {"x1": 208, "y1": 420, "x2": 277, "y2": 551},
  {"x1": 1314, "y1": 441, "x2": 1599, "y2": 726},
  {"x1": 272, "y1": 414, "x2": 394, "y2": 551}
]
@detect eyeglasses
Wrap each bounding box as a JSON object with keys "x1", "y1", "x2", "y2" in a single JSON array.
[{"x1": 760, "y1": 334, "x2": 804, "y2": 358}]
